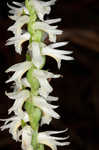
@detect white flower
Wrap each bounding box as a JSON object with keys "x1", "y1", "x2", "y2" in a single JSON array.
[
  {"x1": 33, "y1": 69, "x2": 60, "y2": 98},
  {"x1": 33, "y1": 21, "x2": 62, "y2": 42},
  {"x1": 19, "y1": 125, "x2": 33, "y2": 150},
  {"x1": 28, "y1": 42, "x2": 44, "y2": 69},
  {"x1": 6, "y1": 32, "x2": 30, "y2": 54},
  {"x1": 0, "y1": 112, "x2": 29, "y2": 141},
  {"x1": 30, "y1": 0, "x2": 56, "y2": 21},
  {"x1": 7, "y1": 2, "x2": 29, "y2": 21},
  {"x1": 32, "y1": 96, "x2": 60, "y2": 125},
  {"x1": 5, "y1": 61, "x2": 32, "y2": 89},
  {"x1": 38, "y1": 129, "x2": 70, "y2": 150},
  {"x1": 8, "y1": 15, "x2": 29, "y2": 36},
  {"x1": 5, "y1": 90, "x2": 30, "y2": 115},
  {"x1": 42, "y1": 42, "x2": 73, "y2": 69}
]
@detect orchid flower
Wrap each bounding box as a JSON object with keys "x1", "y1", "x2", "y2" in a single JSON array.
[
  {"x1": 7, "y1": 2, "x2": 29, "y2": 20},
  {"x1": 18, "y1": 125, "x2": 69, "y2": 150},
  {"x1": 38, "y1": 129, "x2": 70, "y2": 150},
  {"x1": 42, "y1": 42, "x2": 73, "y2": 69},
  {"x1": 0, "y1": 112, "x2": 29, "y2": 141},
  {"x1": 5, "y1": 90, "x2": 30, "y2": 115},
  {"x1": 19, "y1": 125, "x2": 33, "y2": 150},
  {"x1": 5, "y1": 61, "x2": 32, "y2": 89},
  {"x1": 29, "y1": 0, "x2": 56, "y2": 21},
  {"x1": 8, "y1": 15, "x2": 29, "y2": 36},
  {"x1": 33, "y1": 21, "x2": 62, "y2": 42},
  {"x1": 32, "y1": 96, "x2": 60, "y2": 125},
  {"x1": 33, "y1": 69, "x2": 60, "y2": 98},
  {"x1": 6, "y1": 32, "x2": 30, "y2": 54}
]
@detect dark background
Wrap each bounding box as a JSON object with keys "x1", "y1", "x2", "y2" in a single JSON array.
[{"x1": 1, "y1": 0, "x2": 99, "y2": 150}]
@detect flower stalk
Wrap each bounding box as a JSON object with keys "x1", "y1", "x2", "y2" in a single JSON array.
[{"x1": 1, "y1": 0, "x2": 73, "y2": 150}]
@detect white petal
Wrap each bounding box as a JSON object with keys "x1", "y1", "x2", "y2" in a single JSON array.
[
  {"x1": 49, "y1": 42, "x2": 69, "y2": 48},
  {"x1": 6, "y1": 32, "x2": 30, "y2": 54},
  {"x1": 5, "y1": 61, "x2": 32, "y2": 88},
  {"x1": 12, "y1": 1, "x2": 24, "y2": 7},
  {"x1": 47, "y1": 96, "x2": 59, "y2": 102},
  {"x1": 44, "y1": 18, "x2": 61, "y2": 24}
]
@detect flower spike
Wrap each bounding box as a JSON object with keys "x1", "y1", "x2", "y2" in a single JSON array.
[{"x1": 1, "y1": 0, "x2": 72, "y2": 150}]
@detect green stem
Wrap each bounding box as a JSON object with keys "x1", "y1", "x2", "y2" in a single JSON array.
[
  {"x1": 25, "y1": 100, "x2": 42, "y2": 150},
  {"x1": 26, "y1": 66, "x2": 39, "y2": 96},
  {"x1": 24, "y1": 0, "x2": 46, "y2": 150}
]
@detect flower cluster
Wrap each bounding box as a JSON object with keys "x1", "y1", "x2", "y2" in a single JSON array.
[{"x1": 1, "y1": 0, "x2": 73, "y2": 150}]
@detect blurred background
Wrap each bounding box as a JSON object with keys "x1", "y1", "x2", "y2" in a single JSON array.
[{"x1": 1, "y1": 0, "x2": 99, "y2": 150}]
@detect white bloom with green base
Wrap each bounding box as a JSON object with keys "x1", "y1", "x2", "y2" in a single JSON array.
[
  {"x1": 29, "y1": 0, "x2": 56, "y2": 21},
  {"x1": 8, "y1": 15, "x2": 29, "y2": 36},
  {"x1": 5, "y1": 61, "x2": 32, "y2": 88},
  {"x1": 7, "y1": 2, "x2": 29, "y2": 20},
  {"x1": 32, "y1": 96, "x2": 60, "y2": 125},
  {"x1": 20, "y1": 125, "x2": 33, "y2": 150},
  {"x1": 33, "y1": 21, "x2": 62, "y2": 42},
  {"x1": 0, "y1": 112, "x2": 29, "y2": 141},
  {"x1": 33, "y1": 69, "x2": 60, "y2": 98},
  {"x1": 6, "y1": 32, "x2": 30, "y2": 54},
  {"x1": 6, "y1": 90, "x2": 30, "y2": 115},
  {"x1": 18, "y1": 125, "x2": 69, "y2": 150},
  {"x1": 38, "y1": 129, "x2": 70, "y2": 150}
]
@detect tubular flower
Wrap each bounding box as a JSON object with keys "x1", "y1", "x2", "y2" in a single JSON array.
[
  {"x1": 7, "y1": 2, "x2": 29, "y2": 20},
  {"x1": 18, "y1": 126, "x2": 69, "y2": 150},
  {"x1": 33, "y1": 21, "x2": 62, "y2": 42},
  {"x1": 42, "y1": 42, "x2": 73, "y2": 69},
  {"x1": 0, "y1": 112, "x2": 29, "y2": 141},
  {"x1": 0, "y1": 0, "x2": 73, "y2": 150},
  {"x1": 6, "y1": 32, "x2": 30, "y2": 54},
  {"x1": 5, "y1": 90, "x2": 30, "y2": 115},
  {"x1": 8, "y1": 15, "x2": 29, "y2": 36},
  {"x1": 5, "y1": 61, "x2": 32, "y2": 88},
  {"x1": 33, "y1": 69, "x2": 60, "y2": 98},
  {"x1": 38, "y1": 129, "x2": 70, "y2": 150},
  {"x1": 29, "y1": 0, "x2": 56, "y2": 21},
  {"x1": 19, "y1": 125, "x2": 34, "y2": 150},
  {"x1": 32, "y1": 96, "x2": 60, "y2": 125},
  {"x1": 28, "y1": 41, "x2": 73, "y2": 69}
]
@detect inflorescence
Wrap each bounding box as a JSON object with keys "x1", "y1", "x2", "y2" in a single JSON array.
[{"x1": 0, "y1": 0, "x2": 73, "y2": 150}]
